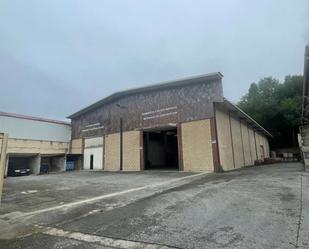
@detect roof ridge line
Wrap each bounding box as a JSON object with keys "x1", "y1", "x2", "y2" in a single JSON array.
[{"x1": 68, "y1": 72, "x2": 223, "y2": 119}]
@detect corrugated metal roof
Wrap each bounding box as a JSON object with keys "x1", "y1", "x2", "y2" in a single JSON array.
[
  {"x1": 67, "y1": 72, "x2": 223, "y2": 119},
  {"x1": 0, "y1": 111, "x2": 71, "y2": 126}
]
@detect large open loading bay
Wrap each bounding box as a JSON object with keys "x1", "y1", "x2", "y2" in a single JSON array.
[{"x1": 143, "y1": 128, "x2": 179, "y2": 170}]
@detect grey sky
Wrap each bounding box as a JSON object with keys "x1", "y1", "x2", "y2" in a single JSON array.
[{"x1": 0, "y1": 0, "x2": 308, "y2": 120}]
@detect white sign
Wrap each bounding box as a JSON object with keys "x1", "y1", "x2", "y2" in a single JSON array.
[{"x1": 142, "y1": 106, "x2": 178, "y2": 121}]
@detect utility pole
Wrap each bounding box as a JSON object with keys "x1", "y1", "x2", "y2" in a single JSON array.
[{"x1": 0, "y1": 133, "x2": 8, "y2": 205}]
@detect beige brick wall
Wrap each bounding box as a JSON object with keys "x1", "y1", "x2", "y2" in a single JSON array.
[
  {"x1": 253, "y1": 132, "x2": 270, "y2": 160},
  {"x1": 261, "y1": 134, "x2": 269, "y2": 159},
  {"x1": 257, "y1": 133, "x2": 263, "y2": 159},
  {"x1": 240, "y1": 121, "x2": 253, "y2": 166},
  {"x1": 181, "y1": 119, "x2": 214, "y2": 172},
  {"x1": 215, "y1": 106, "x2": 270, "y2": 169},
  {"x1": 248, "y1": 128, "x2": 257, "y2": 162},
  {"x1": 84, "y1": 137, "x2": 103, "y2": 148},
  {"x1": 260, "y1": 134, "x2": 266, "y2": 159},
  {"x1": 215, "y1": 108, "x2": 234, "y2": 171},
  {"x1": 71, "y1": 138, "x2": 83, "y2": 154},
  {"x1": 104, "y1": 133, "x2": 120, "y2": 171},
  {"x1": 248, "y1": 130, "x2": 270, "y2": 162},
  {"x1": 7, "y1": 139, "x2": 68, "y2": 154},
  {"x1": 123, "y1": 131, "x2": 141, "y2": 171},
  {"x1": 265, "y1": 137, "x2": 270, "y2": 158},
  {"x1": 260, "y1": 135, "x2": 267, "y2": 158},
  {"x1": 253, "y1": 132, "x2": 258, "y2": 159},
  {"x1": 230, "y1": 116, "x2": 244, "y2": 169}
]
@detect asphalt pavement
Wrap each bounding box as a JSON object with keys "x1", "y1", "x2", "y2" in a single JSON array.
[{"x1": 0, "y1": 162, "x2": 308, "y2": 249}]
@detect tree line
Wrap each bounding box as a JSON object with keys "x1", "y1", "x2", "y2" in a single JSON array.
[{"x1": 238, "y1": 75, "x2": 303, "y2": 149}]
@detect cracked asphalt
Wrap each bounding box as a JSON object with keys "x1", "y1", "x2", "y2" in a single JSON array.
[{"x1": 0, "y1": 162, "x2": 308, "y2": 249}]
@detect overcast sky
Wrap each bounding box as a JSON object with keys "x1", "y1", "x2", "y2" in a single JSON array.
[{"x1": 0, "y1": 0, "x2": 308, "y2": 120}]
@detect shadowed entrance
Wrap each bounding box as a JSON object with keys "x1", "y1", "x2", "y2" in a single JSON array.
[{"x1": 143, "y1": 128, "x2": 179, "y2": 170}]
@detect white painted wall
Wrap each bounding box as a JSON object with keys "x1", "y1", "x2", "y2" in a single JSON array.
[
  {"x1": 84, "y1": 137, "x2": 103, "y2": 170},
  {"x1": 84, "y1": 147, "x2": 103, "y2": 170},
  {"x1": 84, "y1": 137, "x2": 103, "y2": 147},
  {"x1": 0, "y1": 116, "x2": 71, "y2": 142}
]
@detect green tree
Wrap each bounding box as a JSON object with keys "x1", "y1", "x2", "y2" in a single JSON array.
[{"x1": 238, "y1": 75, "x2": 303, "y2": 149}]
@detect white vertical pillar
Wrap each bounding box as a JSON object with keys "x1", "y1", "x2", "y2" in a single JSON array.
[
  {"x1": 29, "y1": 154, "x2": 41, "y2": 175},
  {"x1": 0, "y1": 133, "x2": 9, "y2": 205},
  {"x1": 4, "y1": 155, "x2": 9, "y2": 178}
]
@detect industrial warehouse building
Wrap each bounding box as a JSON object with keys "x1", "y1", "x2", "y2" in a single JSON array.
[
  {"x1": 68, "y1": 72, "x2": 271, "y2": 172},
  {"x1": 0, "y1": 112, "x2": 72, "y2": 176}
]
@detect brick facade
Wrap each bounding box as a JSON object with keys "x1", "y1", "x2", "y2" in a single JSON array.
[
  {"x1": 181, "y1": 120, "x2": 214, "y2": 172},
  {"x1": 123, "y1": 131, "x2": 141, "y2": 171},
  {"x1": 215, "y1": 105, "x2": 270, "y2": 171},
  {"x1": 104, "y1": 133, "x2": 120, "y2": 171}
]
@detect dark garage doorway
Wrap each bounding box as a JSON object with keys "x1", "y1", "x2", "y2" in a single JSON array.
[
  {"x1": 143, "y1": 129, "x2": 179, "y2": 170},
  {"x1": 7, "y1": 156, "x2": 31, "y2": 177},
  {"x1": 66, "y1": 154, "x2": 83, "y2": 171}
]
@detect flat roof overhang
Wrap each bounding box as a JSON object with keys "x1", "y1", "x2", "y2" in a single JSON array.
[
  {"x1": 0, "y1": 111, "x2": 70, "y2": 126},
  {"x1": 7, "y1": 153, "x2": 38, "y2": 157},
  {"x1": 7, "y1": 153, "x2": 66, "y2": 157}
]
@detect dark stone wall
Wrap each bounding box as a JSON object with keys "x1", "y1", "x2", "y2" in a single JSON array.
[{"x1": 71, "y1": 78, "x2": 223, "y2": 139}]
